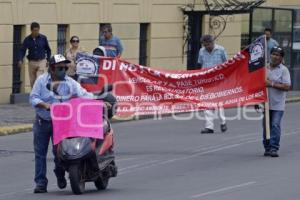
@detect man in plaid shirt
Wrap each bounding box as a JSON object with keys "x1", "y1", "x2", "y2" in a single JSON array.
[{"x1": 197, "y1": 35, "x2": 228, "y2": 134}]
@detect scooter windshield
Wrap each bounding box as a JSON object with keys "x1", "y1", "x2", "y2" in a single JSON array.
[{"x1": 51, "y1": 98, "x2": 104, "y2": 145}]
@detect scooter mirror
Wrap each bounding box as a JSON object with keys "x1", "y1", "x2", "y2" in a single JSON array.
[
  {"x1": 94, "y1": 84, "x2": 114, "y2": 97},
  {"x1": 103, "y1": 84, "x2": 113, "y2": 92}
]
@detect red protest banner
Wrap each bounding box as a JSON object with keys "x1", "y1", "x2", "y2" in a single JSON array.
[{"x1": 78, "y1": 38, "x2": 267, "y2": 117}]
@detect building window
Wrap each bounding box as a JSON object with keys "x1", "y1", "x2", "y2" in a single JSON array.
[
  {"x1": 294, "y1": 9, "x2": 300, "y2": 43},
  {"x1": 292, "y1": 9, "x2": 300, "y2": 69},
  {"x1": 57, "y1": 25, "x2": 68, "y2": 54},
  {"x1": 139, "y1": 23, "x2": 149, "y2": 66},
  {"x1": 12, "y1": 25, "x2": 25, "y2": 94},
  {"x1": 240, "y1": 14, "x2": 250, "y2": 50}
]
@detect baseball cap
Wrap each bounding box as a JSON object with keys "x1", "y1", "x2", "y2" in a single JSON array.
[
  {"x1": 49, "y1": 54, "x2": 71, "y2": 66},
  {"x1": 271, "y1": 46, "x2": 284, "y2": 57}
]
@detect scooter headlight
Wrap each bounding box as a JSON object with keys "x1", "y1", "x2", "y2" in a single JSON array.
[{"x1": 60, "y1": 137, "x2": 92, "y2": 159}]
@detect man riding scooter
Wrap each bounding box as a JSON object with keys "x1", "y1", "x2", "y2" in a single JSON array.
[
  {"x1": 30, "y1": 54, "x2": 95, "y2": 193},
  {"x1": 54, "y1": 84, "x2": 118, "y2": 195}
]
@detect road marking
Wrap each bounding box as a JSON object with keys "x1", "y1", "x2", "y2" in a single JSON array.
[
  {"x1": 118, "y1": 139, "x2": 258, "y2": 175},
  {"x1": 119, "y1": 160, "x2": 159, "y2": 173},
  {"x1": 222, "y1": 132, "x2": 258, "y2": 141},
  {"x1": 182, "y1": 132, "x2": 259, "y2": 153},
  {"x1": 190, "y1": 181, "x2": 256, "y2": 199},
  {"x1": 0, "y1": 130, "x2": 299, "y2": 197},
  {"x1": 0, "y1": 191, "x2": 17, "y2": 197},
  {"x1": 190, "y1": 138, "x2": 255, "y2": 154},
  {"x1": 119, "y1": 130, "x2": 300, "y2": 175},
  {"x1": 117, "y1": 157, "x2": 139, "y2": 162}
]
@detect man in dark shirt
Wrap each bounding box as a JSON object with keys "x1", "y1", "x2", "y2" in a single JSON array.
[{"x1": 18, "y1": 22, "x2": 51, "y2": 87}]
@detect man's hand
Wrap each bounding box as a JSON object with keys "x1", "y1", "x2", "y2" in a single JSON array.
[
  {"x1": 104, "y1": 102, "x2": 112, "y2": 109},
  {"x1": 44, "y1": 103, "x2": 51, "y2": 111},
  {"x1": 266, "y1": 79, "x2": 290, "y2": 91},
  {"x1": 51, "y1": 81, "x2": 61, "y2": 89},
  {"x1": 36, "y1": 102, "x2": 51, "y2": 111},
  {"x1": 265, "y1": 79, "x2": 273, "y2": 87},
  {"x1": 18, "y1": 61, "x2": 22, "y2": 68},
  {"x1": 254, "y1": 104, "x2": 261, "y2": 112}
]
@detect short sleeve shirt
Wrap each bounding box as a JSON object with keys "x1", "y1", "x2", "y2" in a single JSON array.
[
  {"x1": 268, "y1": 63, "x2": 291, "y2": 111},
  {"x1": 197, "y1": 44, "x2": 228, "y2": 68},
  {"x1": 100, "y1": 36, "x2": 123, "y2": 57},
  {"x1": 267, "y1": 38, "x2": 279, "y2": 63},
  {"x1": 65, "y1": 47, "x2": 84, "y2": 76}
]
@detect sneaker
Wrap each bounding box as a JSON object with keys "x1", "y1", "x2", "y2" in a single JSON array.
[
  {"x1": 201, "y1": 128, "x2": 214, "y2": 134},
  {"x1": 264, "y1": 150, "x2": 271, "y2": 156},
  {"x1": 220, "y1": 124, "x2": 227, "y2": 133},
  {"x1": 34, "y1": 186, "x2": 47, "y2": 193},
  {"x1": 57, "y1": 177, "x2": 67, "y2": 189},
  {"x1": 270, "y1": 150, "x2": 279, "y2": 157}
]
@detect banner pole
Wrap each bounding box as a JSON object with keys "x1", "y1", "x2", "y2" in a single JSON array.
[{"x1": 264, "y1": 35, "x2": 271, "y2": 140}]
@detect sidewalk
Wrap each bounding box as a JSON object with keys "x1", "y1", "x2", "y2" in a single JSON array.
[{"x1": 1, "y1": 91, "x2": 300, "y2": 136}]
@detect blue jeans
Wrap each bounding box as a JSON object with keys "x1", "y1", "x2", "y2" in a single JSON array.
[
  {"x1": 263, "y1": 110, "x2": 284, "y2": 151},
  {"x1": 33, "y1": 116, "x2": 65, "y2": 188}
]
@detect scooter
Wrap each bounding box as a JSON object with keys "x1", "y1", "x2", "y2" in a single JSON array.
[{"x1": 55, "y1": 85, "x2": 118, "y2": 195}]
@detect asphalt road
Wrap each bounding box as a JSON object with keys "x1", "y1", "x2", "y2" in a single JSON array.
[{"x1": 1, "y1": 102, "x2": 300, "y2": 200}]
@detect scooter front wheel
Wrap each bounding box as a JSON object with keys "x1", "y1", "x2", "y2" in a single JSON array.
[
  {"x1": 69, "y1": 164, "x2": 85, "y2": 195},
  {"x1": 94, "y1": 176, "x2": 109, "y2": 190}
]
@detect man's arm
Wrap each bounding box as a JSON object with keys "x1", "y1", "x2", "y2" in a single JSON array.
[
  {"x1": 116, "y1": 37, "x2": 123, "y2": 57},
  {"x1": 222, "y1": 49, "x2": 228, "y2": 62},
  {"x1": 44, "y1": 36, "x2": 51, "y2": 62},
  {"x1": 18, "y1": 38, "x2": 28, "y2": 67},
  {"x1": 197, "y1": 63, "x2": 202, "y2": 69},
  {"x1": 266, "y1": 67, "x2": 291, "y2": 91},
  {"x1": 29, "y1": 77, "x2": 51, "y2": 110},
  {"x1": 267, "y1": 66, "x2": 292, "y2": 91},
  {"x1": 36, "y1": 102, "x2": 51, "y2": 110},
  {"x1": 197, "y1": 50, "x2": 203, "y2": 69},
  {"x1": 99, "y1": 36, "x2": 104, "y2": 46},
  {"x1": 72, "y1": 79, "x2": 94, "y2": 98},
  {"x1": 266, "y1": 79, "x2": 290, "y2": 91},
  {"x1": 274, "y1": 39, "x2": 279, "y2": 47}
]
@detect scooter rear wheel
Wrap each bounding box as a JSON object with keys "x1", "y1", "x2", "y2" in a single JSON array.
[{"x1": 69, "y1": 165, "x2": 85, "y2": 195}]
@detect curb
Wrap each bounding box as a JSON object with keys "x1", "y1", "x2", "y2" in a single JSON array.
[
  {"x1": 1, "y1": 97, "x2": 300, "y2": 136},
  {"x1": 0, "y1": 124, "x2": 33, "y2": 136},
  {"x1": 286, "y1": 96, "x2": 300, "y2": 103}
]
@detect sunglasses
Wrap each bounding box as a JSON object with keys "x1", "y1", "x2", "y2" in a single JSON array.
[
  {"x1": 55, "y1": 66, "x2": 68, "y2": 71},
  {"x1": 273, "y1": 47, "x2": 282, "y2": 51},
  {"x1": 71, "y1": 40, "x2": 79, "y2": 43}
]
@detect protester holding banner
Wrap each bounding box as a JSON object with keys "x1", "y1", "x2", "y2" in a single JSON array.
[
  {"x1": 100, "y1": 24, "x2": 123, "y2": 57},
  {"x1": 197, "y1": 35, "x2": 228, "y2": 134},
  {"x1": 262, "y1": 46, "x2": 291, "y2": 157},
  {"x1": 65, "y1": 35, "x2": 84, "y2": 79},
  {"x1": 29, "y1": 54, "x2": 94, "y2": 193}
]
